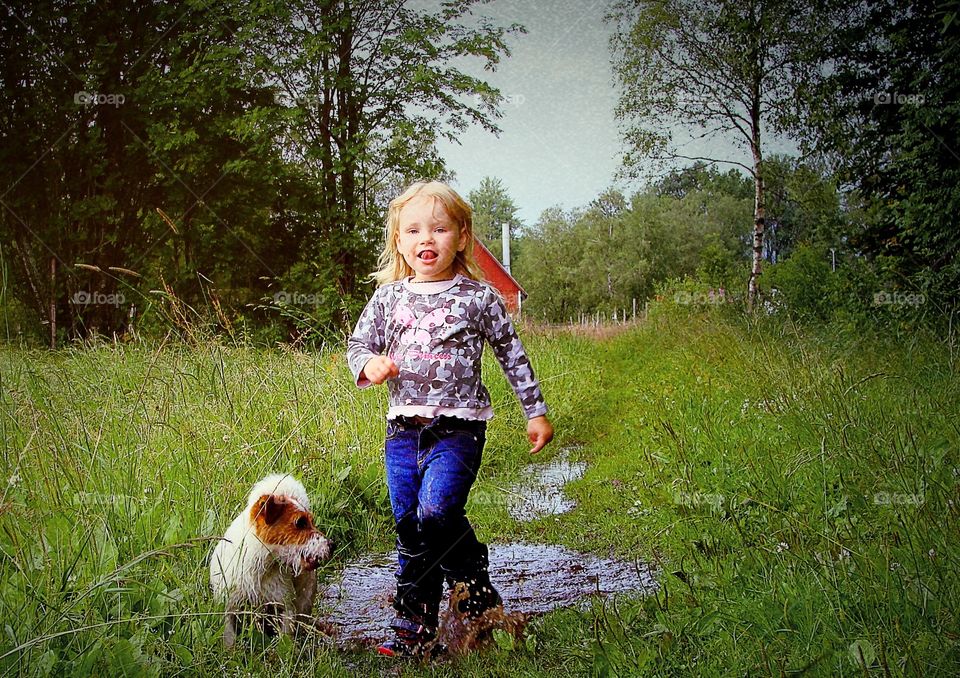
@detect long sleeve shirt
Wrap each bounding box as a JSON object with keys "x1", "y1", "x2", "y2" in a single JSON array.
[{"x1": 346, "y1": 274, "x2": 548, "y2": 421}]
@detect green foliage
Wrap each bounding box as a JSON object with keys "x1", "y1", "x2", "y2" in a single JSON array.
[
  {"x1": 513, "y1": 177, "x2": 751, "y2": 322},
  {"x1": 799, "y1": 0, "x2": 960, "y2": 314},
  {"x1": 2, "y1": 312, "x2": 959, "y2": 674},
  {"x1": 469, "y1": 177, "x2": 523, "y2": 261},
  {"x1": 654, "y1": 162, "x2": 753, "y2": 201},
  {"x1": 764, "y1": 245, "x2": 841, "y2": 320},
  {"x1": 762, "y1": 155, "x2": 847, "y2": 260},
  {"x1": 0, "y1": 0, "x2": 520, "y2": 344},
  {"x1": 760, "y1": 244, "x2": 942, "y2": 336}
]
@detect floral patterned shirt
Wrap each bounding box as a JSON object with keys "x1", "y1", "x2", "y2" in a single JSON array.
[{"x1": 346, "y1": 274, "x2": 548, "y2": 421}]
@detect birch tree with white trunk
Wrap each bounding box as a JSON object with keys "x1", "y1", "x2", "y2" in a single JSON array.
[{"x1": 609, "y1": 0, "x2": 830, "y2": 311}]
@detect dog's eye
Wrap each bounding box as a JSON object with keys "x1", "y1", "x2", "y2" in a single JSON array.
[{"x1": 295, "y1": 516, "x2": 308, "y2": 530}]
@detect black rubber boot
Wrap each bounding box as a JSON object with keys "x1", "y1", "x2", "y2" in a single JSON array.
[
  {"x1": 445, "y1": 543, "x2": 503, "y2": 618},
  {"x1": 377, "y1": 602, "x2": 445, "y2": 659}
]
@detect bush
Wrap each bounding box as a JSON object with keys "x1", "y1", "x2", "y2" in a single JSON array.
[{"x1": 763, "y1": 245, "x2": 841, "y2": 321}]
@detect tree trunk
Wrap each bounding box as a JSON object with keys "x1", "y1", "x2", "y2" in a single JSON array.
[
  {"x1": 748, "y1": 150, "x2": 765, "y2": 313},
  {"x1": 49, "y1": 257, "x2": 56, "y2": 349},
  {"x1": 12, "y1": 236, "x2": 44, "y2": 320},
  {"x1": 747, "y1": 23, "x2": 765, "y2": 314}
]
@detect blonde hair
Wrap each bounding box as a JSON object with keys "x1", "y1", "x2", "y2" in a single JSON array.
[{"x1": 373, "y1": 180, "x2": 485, "y2": 286}]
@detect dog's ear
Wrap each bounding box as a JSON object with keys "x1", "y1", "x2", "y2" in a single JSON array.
[{"x1": 252, "y1": 494, "x2": 288, "y2": 525}]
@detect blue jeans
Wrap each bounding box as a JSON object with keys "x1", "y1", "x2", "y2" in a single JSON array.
[{"x1": 384, "y1": 415, "x2": 492, "y2": 624}]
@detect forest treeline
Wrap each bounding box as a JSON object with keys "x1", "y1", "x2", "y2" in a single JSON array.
[{"x1": 1, "y1": 0, "x2": 957, "y2": 345}]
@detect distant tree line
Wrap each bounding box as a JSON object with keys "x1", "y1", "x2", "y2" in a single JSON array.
[
  {"x1": 602, "y1": 0, "x2": 959, "y2": 324},
  {"x1": 508, "y1": 158, "x2": 849, "y2": 322},
  {"x1": 1, "y1": 0, "x2": 956, "y2": 344},
  {"x1": 0, "y1": 0, "x2": 519, "y2": 345}
]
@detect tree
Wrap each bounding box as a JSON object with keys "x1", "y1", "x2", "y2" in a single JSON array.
[
  {"x1": 0, "y1": 0, "x2": 521, "y2": 342},
  {"x1": 513, "y1": 180, "x2": 752, "y2": 322},
  {"x1": 761, "y1": 155, "x2": 845, "y2": 263},
  {"x1": 798, "y1": 0, "x2": 960, "y2": 311},
  {"x1": 513, "y1": 207, "x2": 583, "y2": 320},
  {"x1": 609, "y1": 0, "x2": 834, "y2": 310},
  {"x1": 468, "y1": 177, "x2": 522, "y2": 263},
  {"x1": 0, "y1": 0, "x2": 283, "y2": 341},
  {"x1": 654, "y1": 162, "x2": 753, "y2": 201},
  {"x1": 258, "y1": 0, "x2": 521, "y2": 310}
]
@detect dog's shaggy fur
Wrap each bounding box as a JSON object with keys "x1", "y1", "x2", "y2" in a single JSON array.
[{"x1": 210, "y1": 474, "x2": 333, "y2": 646}]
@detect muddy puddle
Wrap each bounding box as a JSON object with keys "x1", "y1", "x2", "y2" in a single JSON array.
[
  {"x1": 319, "y1": 542, "x2": 657, "y2": 649},
  {"x1": 506, "y1": 446, "x2": 588, "y2": 521}
]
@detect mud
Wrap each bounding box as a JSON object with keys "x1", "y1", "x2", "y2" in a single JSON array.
[
  {"x1": 318, "y1": 541, "x2": 657, "y2": 649},
  {"x1": 506, "y1": 446, "x2": 588, "y2": 521}
]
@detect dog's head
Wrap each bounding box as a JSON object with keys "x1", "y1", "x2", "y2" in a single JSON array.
[{"x1": 249, "y1": 493, "x2": 332, "y2": 573}]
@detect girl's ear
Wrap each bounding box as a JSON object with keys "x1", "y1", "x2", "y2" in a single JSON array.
[{"x1": 457, "y1": 228, "x2": 468, "y2": 252}]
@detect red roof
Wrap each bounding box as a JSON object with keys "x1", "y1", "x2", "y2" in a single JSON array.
[{"x1": 473, "y1": 237, "x2": 526, "y2": 314}]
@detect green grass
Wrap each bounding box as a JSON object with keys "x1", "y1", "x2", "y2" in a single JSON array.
[{"x1": 1, "y1": 308, "x2": 957, "y2": 676}]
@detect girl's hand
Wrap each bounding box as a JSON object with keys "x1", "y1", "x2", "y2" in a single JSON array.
[
  {"x1": 527, "y1": 415, "x2": 554, "y2": 455},
  {"x1": 361, "y1": 355, "x2": 399, "y2": 385}
]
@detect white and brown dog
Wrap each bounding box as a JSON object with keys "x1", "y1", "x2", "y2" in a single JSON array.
[{"x1": 210, "y1": 474, "x2": 333, "y2": 646}]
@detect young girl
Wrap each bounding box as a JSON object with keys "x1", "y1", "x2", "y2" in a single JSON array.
[{"x1": 346, "y1": 180, "x2": 554, "y2": 657}]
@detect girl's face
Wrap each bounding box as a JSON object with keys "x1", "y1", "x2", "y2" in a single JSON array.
[{"x1": 395, "y1": 196, "x2": 467, "y2": 282}]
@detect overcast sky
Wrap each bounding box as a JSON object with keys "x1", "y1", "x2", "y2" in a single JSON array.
[
  {"x1": 434, "y1": 0, "x2": 791, "y2": 226},
  {"x1": 435, "y1": 0, "x2": 624, "y2": 225}
]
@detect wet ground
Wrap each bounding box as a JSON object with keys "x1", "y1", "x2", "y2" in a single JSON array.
[
  {"x1": 318, "y1": 542, "x2": 657, "y2": 649},
  {"x1": 318, "y1": 446, "x2": 657, "y2": 652},
  {"x1": 506, "y1": 446, "x2": 588, "y2": 521}
]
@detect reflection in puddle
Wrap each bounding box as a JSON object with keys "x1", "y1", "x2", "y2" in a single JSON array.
[
  {"x1": 319, "y1": 542, "x2": 657, "y2": 648},
  {"x1": 507, "y1": 446, "x2": 588, "y2": 521}
]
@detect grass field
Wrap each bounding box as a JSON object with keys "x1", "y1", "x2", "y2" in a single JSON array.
[{"x1": 1, "y1": 307, "x2": 957, "y2": 676}]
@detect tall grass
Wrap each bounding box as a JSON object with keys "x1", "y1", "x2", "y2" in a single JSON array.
[
  {"x1": 1, "y1": 307, "x2": 957, "y2": 676},
  {"x1": 540, "y1": 309, "x2": 960, "y2": 676},
  {"x1": 0, "y1": 332, "x2": 593, "y2": 676}
]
